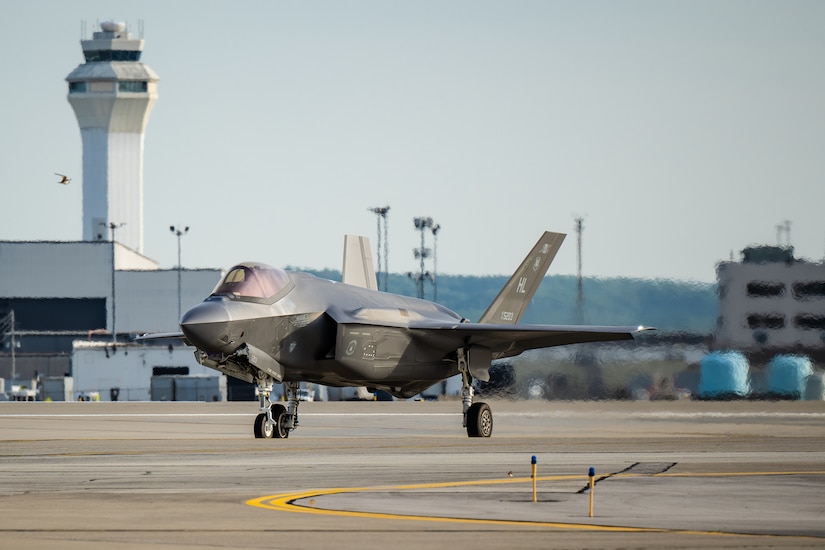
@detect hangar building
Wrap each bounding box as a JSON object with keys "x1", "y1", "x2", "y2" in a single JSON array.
[{"x1": 0, "y1": 240, "x2": 223, "y2": 399}]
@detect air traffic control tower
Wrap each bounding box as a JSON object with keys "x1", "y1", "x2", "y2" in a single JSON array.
[{"x1": 65, "y1": 21, "x2": 159, "y2": 254}]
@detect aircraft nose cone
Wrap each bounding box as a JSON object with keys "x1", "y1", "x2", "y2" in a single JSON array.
[{"x1": 180, "y1": 301, "x2": 233, "y2": 352}]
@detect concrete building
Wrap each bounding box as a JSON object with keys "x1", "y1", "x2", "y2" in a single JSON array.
[
  {"x1": 715, "y1": 245, "x2": 825, "y2": 363},
  {"x1": 0, "y1": 240, "x2": 222, "y2": 385},
  {"x1": 72, "y1": 341, "x2": 224, "y2": 402}
]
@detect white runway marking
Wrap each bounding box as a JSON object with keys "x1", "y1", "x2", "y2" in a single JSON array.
[
  {"x1": 1, "y1": 410, "x2": 825, "y2": 419},
  {"x1": 500, "y1": 410, "x2": 825, "y2": 419}
]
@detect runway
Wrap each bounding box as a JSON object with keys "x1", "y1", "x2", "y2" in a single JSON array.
[{"x1": 1, "y1": 399, "x2": 824, "y2": 549}]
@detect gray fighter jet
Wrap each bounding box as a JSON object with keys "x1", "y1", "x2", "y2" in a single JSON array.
[{"x1": 177, "y1": 231, "x2": 650, "y2": 438}]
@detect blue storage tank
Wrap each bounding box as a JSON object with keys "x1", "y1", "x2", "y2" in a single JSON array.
[
  {"x1": 806, "y1": 373, "x2": 825, "y2": 401},
  {"x1": 767, "y1": 355, "x2": 813, "y2": 399},
  {"x1": 699, "y1": 351, "x2": 751, "y2": 399}
]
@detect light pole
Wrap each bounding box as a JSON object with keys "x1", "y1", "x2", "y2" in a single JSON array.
[
  {"x1": 431, "y1": 223, "x2": 441, "y2": 302},
  {"x1": 170, "y1": 225, "x2": 189, "y2": 321},
  {"x1": 411, "y1": 217, "x2": 434, "y2": 299},
  {"x1": 368, "y1": 206, "x2": 390, "y2": 291},
  {"x1": 101, "y1": 222, "x2": 125, "y2": 343}
]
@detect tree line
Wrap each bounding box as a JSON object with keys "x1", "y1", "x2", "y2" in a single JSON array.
[{"x1": 299, "y1": 268, "x2": 717, "y2": 333}]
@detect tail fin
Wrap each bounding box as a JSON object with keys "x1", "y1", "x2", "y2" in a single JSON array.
[
  {"x1": 342, "y1": 235, "x2": 378, "y2": 290},
  {"x1": 478, "y1": 231, "x2": 565, "y2": 324}
]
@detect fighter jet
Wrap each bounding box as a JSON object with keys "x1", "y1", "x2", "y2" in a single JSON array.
[{"x1": 175, "y1": 231, "x2": 651, "y2": 438}]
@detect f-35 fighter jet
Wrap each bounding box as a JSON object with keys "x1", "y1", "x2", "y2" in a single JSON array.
[{"x1": 176, "y1": 231, "x2": 650, "y2": 438}]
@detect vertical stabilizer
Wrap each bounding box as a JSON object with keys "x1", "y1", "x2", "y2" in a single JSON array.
[
  {"x1": 478, "y1": 231, "x2": 565, "y2": 324},
  {"x1": 342, "y1": 235, "x2": 378, "y2": 290}
]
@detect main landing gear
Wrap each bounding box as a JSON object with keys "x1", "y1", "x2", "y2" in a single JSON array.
[
  {"x1": 458, "y1": 347, "x2": 493, "y2": 438},
  {"x1": 250, "y1": 351, "x2": 493, "y2": 439},
  {"x1": 253, "y1": 376, "x2": 300, "y2": 439}
]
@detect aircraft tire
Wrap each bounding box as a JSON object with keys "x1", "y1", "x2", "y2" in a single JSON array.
[
  {"x1": 254, "y1": 412, "x2": 278, "y2": 438},
  {"x1": 466, "y1": 402, "x2": 493, "y2": 438},
  {"x1": 270, "y1": 404, "x2": 290, "y2": 439},
  {"x1": 253, "y1": 413, "x2": 267, "y2": 438}
]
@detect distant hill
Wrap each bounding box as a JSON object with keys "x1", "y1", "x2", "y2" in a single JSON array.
[{"x1": 295, "y1": 268, "x2": 717, "y2": 333}]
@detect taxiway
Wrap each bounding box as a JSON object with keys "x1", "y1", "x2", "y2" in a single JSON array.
[{"x1": 1, "y1": 399, "x2": 824, "y2": 549}]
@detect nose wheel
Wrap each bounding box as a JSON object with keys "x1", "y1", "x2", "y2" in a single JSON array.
[
  {"x1": 253, "y1": 377, "x2": 300, "y2": 439},
  {"x1": 254, "y1": 404, "x2": 290, "y2": 439}
]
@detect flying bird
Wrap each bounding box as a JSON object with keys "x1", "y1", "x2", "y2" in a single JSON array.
[{"x1": 55, "y1": 173, "x2": 71, "y2": 185}]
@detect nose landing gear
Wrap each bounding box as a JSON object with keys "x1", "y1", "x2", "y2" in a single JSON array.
[{"x1": 253, "y1": 376, "x2": 300, "y2": 439}]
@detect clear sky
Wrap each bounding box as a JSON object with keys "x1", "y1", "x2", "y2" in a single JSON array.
[{"x1": 2, "y1": 1, "x2": 824, "y2": 283}]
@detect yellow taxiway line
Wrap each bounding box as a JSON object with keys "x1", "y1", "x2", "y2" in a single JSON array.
[{"x1": 247, "y1": 471, "x2": 825, "y2": 538}]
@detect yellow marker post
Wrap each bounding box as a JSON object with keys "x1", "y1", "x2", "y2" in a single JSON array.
[
  {"x1": 588, "y1": 467, "x2": 595, "y2": 517},
  {"x1": 531, "y1": 455, "x2": 537, "y2": 503}
]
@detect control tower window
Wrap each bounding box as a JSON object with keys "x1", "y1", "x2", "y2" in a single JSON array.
[
  {"x1": 119, "y1": 81, "x2": 148, "y2": 93},
  {"x1": 212, "y1": 264, "x2": 293, "y2": 304},
  {"x1": 84, "y1": 50, "x2": 142, "y2": 62},
  {"x1": 69, "y1": 81, "x2": 87, "y2": 93},
  {"x1": 89, "y1": 82, "x2": 115, "y2": 93}
]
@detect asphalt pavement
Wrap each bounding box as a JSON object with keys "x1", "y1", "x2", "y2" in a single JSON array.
[{"x1": 1, "y1": 398, "x2": 824, "y2": 549}]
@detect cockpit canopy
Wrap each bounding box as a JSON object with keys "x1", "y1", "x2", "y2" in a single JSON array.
[{"x1": 211, "y1": 263, "x2": 293, "y2": 303}]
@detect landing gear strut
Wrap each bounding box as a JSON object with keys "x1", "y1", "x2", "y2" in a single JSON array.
[
  {"x1": 253, "y1": 376, "x2": 299, "y2": 439},
  {"x1": 283, "y1": 381, "x2": 300, "y2": 433},
  {"x1": 458, "y1": 347, "x2": 493, "y2": 438}
]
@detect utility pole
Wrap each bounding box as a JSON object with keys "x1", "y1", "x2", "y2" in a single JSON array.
[
  {"x1": 431, "y1": 223, "x2": 441, "y2": 302},
  {"x1": 170, "y1": 225, "x2": 190, "y2": 320},
  {"x1": 101, "y1": 222, "x2": 125, "y2": 343},
  {"x1": 575, "y1": 217, "x2": 585, "y2": 324},
  {"x1": 10, "y1": 310, "x2": 15, "y2": 384},
  {"x1": 1, "y1": 310, "x2": 17, "y2": 384}
]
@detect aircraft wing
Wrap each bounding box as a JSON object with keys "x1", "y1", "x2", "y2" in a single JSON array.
[
  {"x1": 134, "y1": 331, "x2": 188, "y2": 343},
  {"x1": 328, "y1": 305, "x2": 651, "y2": 360},
  {"x1": 406, "y1": 321, "x2": 652, "y2": 360}
]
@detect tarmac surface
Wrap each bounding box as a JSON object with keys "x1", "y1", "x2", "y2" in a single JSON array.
[{"x1": 1, "y1": 398, "x2": 824, "y2": 549}]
